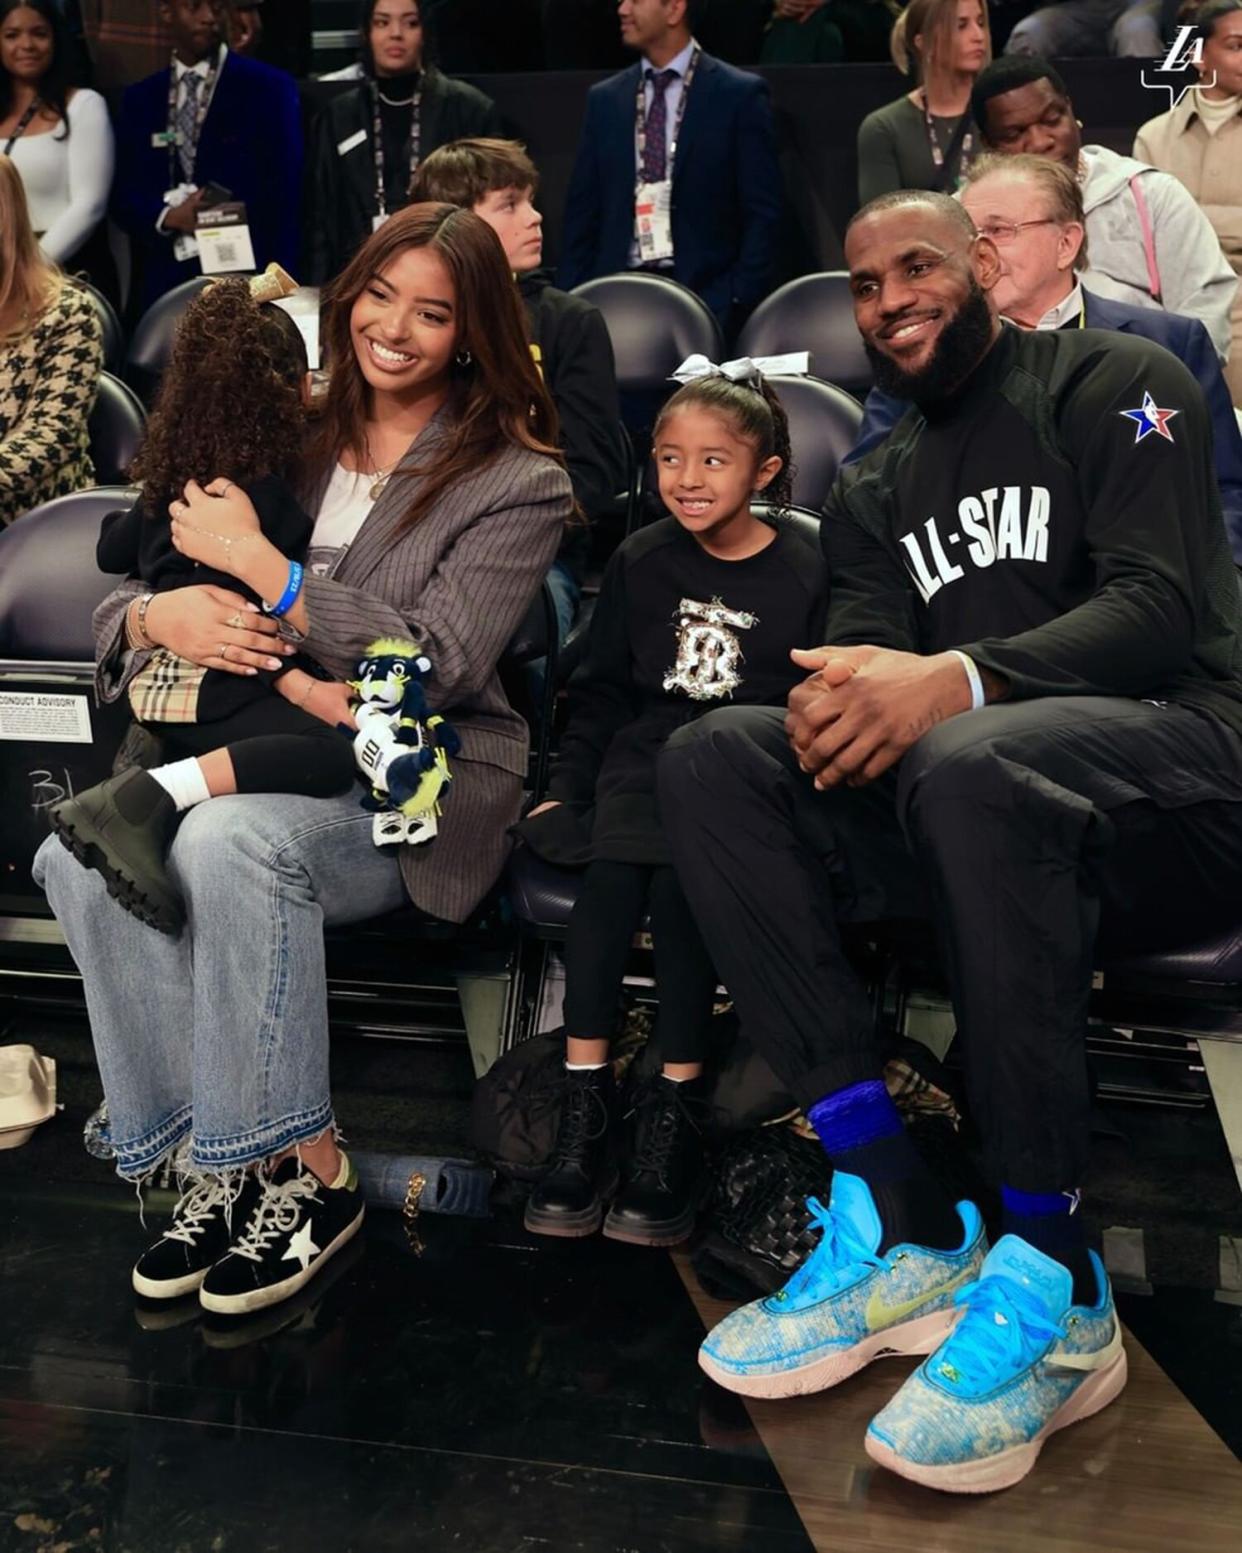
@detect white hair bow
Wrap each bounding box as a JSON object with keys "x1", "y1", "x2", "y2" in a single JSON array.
[{"x1": 670, "y1": 351, "x2": 811, "y2": 386}]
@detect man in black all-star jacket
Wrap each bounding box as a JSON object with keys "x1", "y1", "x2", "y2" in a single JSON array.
[{"x1": 657, "y1": 190, "x2": 1242, "y2": 1494}]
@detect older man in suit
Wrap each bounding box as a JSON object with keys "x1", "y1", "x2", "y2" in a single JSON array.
[
  {"x1": 844, "y1": 153, "x2": 1242, "y2": 562},
  {"x1": 558, "y1": 0, "x2": 782, "y2": 334},
  {"x1": 111, "y1": 0, "x2": 302, "y2": 313}
]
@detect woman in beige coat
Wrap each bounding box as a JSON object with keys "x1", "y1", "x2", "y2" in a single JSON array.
[{"x1": 1135, "y1": 0, "x2": 1242, "y2": 402}]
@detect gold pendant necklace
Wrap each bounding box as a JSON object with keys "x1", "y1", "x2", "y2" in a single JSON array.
[{"x1": 369, "y1": 472, "x2": 391, "y2": 502}]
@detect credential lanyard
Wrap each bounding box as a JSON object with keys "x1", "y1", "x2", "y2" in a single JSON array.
[
  {"x1": 2, "y1": 97, "x2": 43, "y2": 157},
  {"x1": 371, "y1": 80, "x2": 423, "y2": 220},
  {"x1": 165, "y1": 48, "x2": 221, "y2": 186},
  {"x1": 635, "y1": 45, "x2": 700, "y2": 182},
  {"x1": 921, "y1": 90, "x2": 973, "y2": 189}
]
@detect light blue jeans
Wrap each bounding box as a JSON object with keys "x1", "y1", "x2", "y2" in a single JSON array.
[{"x1": 34, "y1": 790, "x2": 407, "y2": 1180}]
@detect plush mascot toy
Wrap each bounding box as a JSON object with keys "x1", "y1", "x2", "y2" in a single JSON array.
[{"x1": 348, "y1": 638, "x2": 461, "y2": 846}]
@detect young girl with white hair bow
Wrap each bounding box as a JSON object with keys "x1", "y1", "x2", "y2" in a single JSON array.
[{"x1": 515, "y1": 354, "x2": 830, "y2": 1249}]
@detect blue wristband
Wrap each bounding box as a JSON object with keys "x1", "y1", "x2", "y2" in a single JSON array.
[{"x1": 263, "y1": 560, "x2": 304, "y2": 619}]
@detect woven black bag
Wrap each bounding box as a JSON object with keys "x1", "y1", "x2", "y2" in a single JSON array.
[{"x1": 692, "y1": 1124, "x2": 834, "y2": 1300}]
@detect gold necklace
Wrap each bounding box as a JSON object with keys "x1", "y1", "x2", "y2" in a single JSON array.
[{"x1": 363, "y1": 439, "x2": 401, "y2": 502}]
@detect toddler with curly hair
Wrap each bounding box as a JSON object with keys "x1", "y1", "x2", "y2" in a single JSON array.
[{"x1": 50, "y1": 277, "x2": 358, "y2": 934}]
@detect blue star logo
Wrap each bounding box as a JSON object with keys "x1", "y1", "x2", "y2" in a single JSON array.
[{"x1": 1119, "y1": 390, "x2": 1179, "y2": 444}]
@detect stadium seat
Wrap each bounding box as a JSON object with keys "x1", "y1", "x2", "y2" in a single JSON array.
[
  {"x1": 737, "y1": 272, "x2": 872, "y2": 399},
  {"x1": 81, "y1": 282, "x2": 124, "y2": 376},
  {"x1": 764, "y1": 372, "x2": 863, "y2": 513},
  {"x1": 570, "y1": 273, "x2": 724, "y2": 443},
  {"x1": 88, "y1": 374, "x2": 148, "y2": 488},
  {"x1": 124, "y1": 275, "x2": 215, "y2": 405},
  {"x1": 0, "y1": 486, "x2": 133, "y2": 659}
]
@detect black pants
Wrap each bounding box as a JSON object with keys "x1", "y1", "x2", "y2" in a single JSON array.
[
  {"x1": 562, "y1": 860, "x2": 719, "y2": 1064},
  {"x1": 151, "y1": 696, "x2": 357, "y2": 800},
  {"x1": 658, "y1": 698, "x2": 1242, "y2": 1189}
]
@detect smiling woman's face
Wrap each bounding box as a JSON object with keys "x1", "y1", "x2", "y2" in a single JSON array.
[{"x1": 349, "y1": 245, "x2": 459, "y2": 398}]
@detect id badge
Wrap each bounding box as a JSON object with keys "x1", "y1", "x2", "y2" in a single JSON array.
[
  {"x1": 173, "y1": 233, "x2": 199, "y2": 263},
  {"x1": 195, "y1": 200, "x2": 257, "y2": 274},
  {"x1": 635, "y1": 179, "x2": 674, "y2": 264}
]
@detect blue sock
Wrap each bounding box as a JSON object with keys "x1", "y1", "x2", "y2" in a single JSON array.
[
  {"x1": 807, "y1": 1080, "x2": 960, "y2": 1252},
  {"x1": 1001, "y1": 1185, "x2": 1096, "y2": 1305}
]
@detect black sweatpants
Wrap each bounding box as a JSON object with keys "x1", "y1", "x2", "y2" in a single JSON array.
[
  {"x1": 658, "y1": 698, "x2": 1242, "y2": 1189},
  {"x1": 562, "y1": 860, "x2": 719, "y2": 1064},
  {"x1": 150, "y1": 695, "x2": 357, "y2": 800}
]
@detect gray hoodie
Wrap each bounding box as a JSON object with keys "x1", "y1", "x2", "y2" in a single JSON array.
[{"x1": 1080, "y1": 143, "x2": 1238, "y2": 363}]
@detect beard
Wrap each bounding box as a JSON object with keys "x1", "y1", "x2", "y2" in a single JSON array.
[{"x1": 864, "y1": 281, "x2": 995, "y2": 405}]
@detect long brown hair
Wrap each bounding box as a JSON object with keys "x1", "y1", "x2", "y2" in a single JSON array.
[
  {"x1": 0, "y1": 155, "x2": 61, "y2": 340},
  {"x1": 892, "y1": 0, "x2": 991, "y2": 88},
  {"x1": 130, "y1": 279, "x2": 309, "y2": 513},
  {"x1": 308, "y1": 202, "x2": 563, "y2": 532}
]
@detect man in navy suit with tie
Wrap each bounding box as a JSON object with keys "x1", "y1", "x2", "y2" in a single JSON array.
[
  {"x1": 112, "y1": 0, "x2": 303, "y2": 312},
  {"x1": 558, "y1": 0, "x2": 782, "y2": 335},
  {"x1": 844, "y1": 154, "x2": 1242, "y2": 561}
]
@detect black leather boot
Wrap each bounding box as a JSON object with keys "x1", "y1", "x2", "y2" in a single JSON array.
[
  {"x1": 524, "y1": 1065, "x2": 617, "y2": 1238},
  {"x1": 604, "y1": 1075, "x2": 707, "y2": 1247},
  {"x1": 50, "y1": 768, "x2": 183, "y2": 934}
]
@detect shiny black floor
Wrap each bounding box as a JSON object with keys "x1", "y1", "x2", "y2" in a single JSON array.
[{"x1": 0, "y1": 1178, "x2": 813, "y2": 1553}]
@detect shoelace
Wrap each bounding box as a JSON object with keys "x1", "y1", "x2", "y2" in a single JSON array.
[
  {"x1": 548, "y1": 1079, "x2": 608, "y2": 1169},
  {"x1": 230, "y1": 1174, "x2": 321, "y2": 1263},
  {"x1": 628, "y1": 1082, "x2": 698, "y2": 1185},
  {"x1": 774, "y1": 1195, "x2": 887, "y2": 1304},
  {"x1": 163, "y1": 1177, "x2": 232, "y2": 1246},
  {"x1": 933, "y1": 1274, "x2": 1066, "y2": 1389}
]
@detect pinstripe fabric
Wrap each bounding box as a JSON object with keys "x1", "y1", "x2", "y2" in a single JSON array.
[{"x1": 92, "y1": 419, "x2": 571, "y2": 921}]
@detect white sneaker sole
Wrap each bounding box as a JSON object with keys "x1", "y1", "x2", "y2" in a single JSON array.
[
  {"x1": 864, "y1": 1344, "x2": 1129, "y2": 1493},
  {"x1": 199, "y1": 1205, "x2": 365, "y2": 1316},
  {"x1": 699, "y1": 1307, "x2": 957, "y2": 1399},
  {"x1": 132, "y1": 1263, "x2": 210, "y2": 1300}
]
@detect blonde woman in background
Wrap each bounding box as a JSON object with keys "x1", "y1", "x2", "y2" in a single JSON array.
[
  {"x1": 856, "y1": 0, "x2": 989, "y2": 205},
  {"x1": 1136, "y1": 0, "x2": 1242, "y2": 404},
  {"x1": 0, "y1": 155, "x2": 101, "y2": 525}
]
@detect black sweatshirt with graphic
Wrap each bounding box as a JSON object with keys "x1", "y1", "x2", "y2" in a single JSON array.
[
  {"x1": 518, "y1": 515, "x2": 828, "y2": 865},
  {"x1": 826, "y1": 324, "x2": 1242, "y2": 736}
]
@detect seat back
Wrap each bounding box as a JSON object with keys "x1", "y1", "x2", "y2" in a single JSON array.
[
  {"x1": 737, "y1": 272, "x2": 872, "y2": 399},
  {"x1": 766, "y1": 373, "x2": 863, "y2": 513},
  {"x1": 571, "y1": 273, "x2": 723, "y2": 442},
  {"x1": 0, "y1": 487, "x2": 135, "y2": 660},
  {"x1": 124, "y1": 275, "x2": 215, "y2": 404},
  {"x1": 81, "y1": 282, "x2": 124, "y2": 375},
  {"x1": 88, "y1": 374, "x2": 148, "y2": 487}
]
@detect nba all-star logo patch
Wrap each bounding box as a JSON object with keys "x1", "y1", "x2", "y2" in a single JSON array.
[{"x1": 1119, "y1": 390, "x2": 1179, "y2": 444}]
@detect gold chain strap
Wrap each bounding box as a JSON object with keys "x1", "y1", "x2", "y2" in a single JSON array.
[{"x1": 402, "y1": 1170, "x2": 427, "y2": 1254}]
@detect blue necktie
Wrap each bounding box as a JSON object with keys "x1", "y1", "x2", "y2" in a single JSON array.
[
  {"x1": 641, "y1": 69, "x2": 677, "y2": 184},
  {"x1": 177, "y1": 71, "x2": 201, "y2": 182}
]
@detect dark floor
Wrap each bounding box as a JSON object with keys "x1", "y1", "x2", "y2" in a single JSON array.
[{"x1": 1, "y1": 1017, "x2": 1240, "y2": 1551}]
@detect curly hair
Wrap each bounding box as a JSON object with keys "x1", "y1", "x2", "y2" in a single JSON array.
[
  {"x1": 130, "y1": 280, "x2": 309, "y2": 515},
  {"x1": 654, "y1": 374, "x2": 796, "y2": 518}
]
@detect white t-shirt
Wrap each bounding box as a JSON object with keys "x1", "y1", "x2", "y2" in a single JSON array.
[
  {"x1": 9, "y1": 89, "x2": 114, "y2": 263},
  {"x1": 306, "y1": 462, "x2": 377, "y2": 576}
]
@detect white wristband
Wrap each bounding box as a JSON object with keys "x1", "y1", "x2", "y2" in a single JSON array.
[{"x1": 949, "y1": 650, "x2": 985, "y2": 711}]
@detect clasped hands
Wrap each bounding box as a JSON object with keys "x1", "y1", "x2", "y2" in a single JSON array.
[{"x1": 786, "y1": 645, "x2": 974, "y2": 789}]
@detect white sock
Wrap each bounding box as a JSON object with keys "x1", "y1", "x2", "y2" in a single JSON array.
[
  {"x1": 565, "y1": 1060, "x2": 608, "y2": 1072},
  {"x1": 148, "y1": 758, "x2": 213, "y2": 812}
]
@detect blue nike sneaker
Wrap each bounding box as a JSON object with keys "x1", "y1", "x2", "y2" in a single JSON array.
[
  {"x1": 698, "y1": 1172, "x2": 987, "y2": 1399},
  {"x1": 865, "y1": 1235, "x2": 1127, "y2": 1493}
]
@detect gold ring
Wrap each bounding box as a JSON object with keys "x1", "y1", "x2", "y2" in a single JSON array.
[
  {"x1": 218, "y1": 643, "x2": 229, "y2": 661},
  {"x1": 228, "y1": 612, "x2": 243, "y2": 628}
]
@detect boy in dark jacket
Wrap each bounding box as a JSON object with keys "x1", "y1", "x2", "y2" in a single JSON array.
[{"x1": 411, "y1": 138, "x2": 629, "y2": 641}]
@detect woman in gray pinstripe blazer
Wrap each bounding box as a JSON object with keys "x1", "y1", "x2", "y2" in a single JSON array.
[{"x1": 34, "y1": 204, "x2": 572, "y2": 1315}]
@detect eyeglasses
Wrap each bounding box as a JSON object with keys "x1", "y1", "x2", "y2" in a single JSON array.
[{"x1": 979, "y1": 219, "x2": 1059, "y2": 246}]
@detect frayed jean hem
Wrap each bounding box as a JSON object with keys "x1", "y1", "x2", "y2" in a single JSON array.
[
  {"x1": 188, "y1": 1099, "x2": 337, "y2": 1172},
  {"x1": 110, "y1": 1107, "x2": 194, "y2": 1182}
]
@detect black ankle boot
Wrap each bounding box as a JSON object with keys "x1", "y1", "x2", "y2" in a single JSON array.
[
  {"x1": 50, "y1": 769, "x2": 183, "y2": 934},
  {"x1": 604, "y1": 1075, "x2": 707, "y2": 1247},
  {"x1": 524, "y1": 1066, "x2": 617, "y2": 1238}
]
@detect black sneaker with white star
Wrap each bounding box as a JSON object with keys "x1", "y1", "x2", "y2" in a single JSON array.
[
  {"x1": 199, "y1": 1154, "x2": 365, "y2": 1316},
  {"x1": 132, "y1": 1172, "x2": 262, "y2": 1300}
]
